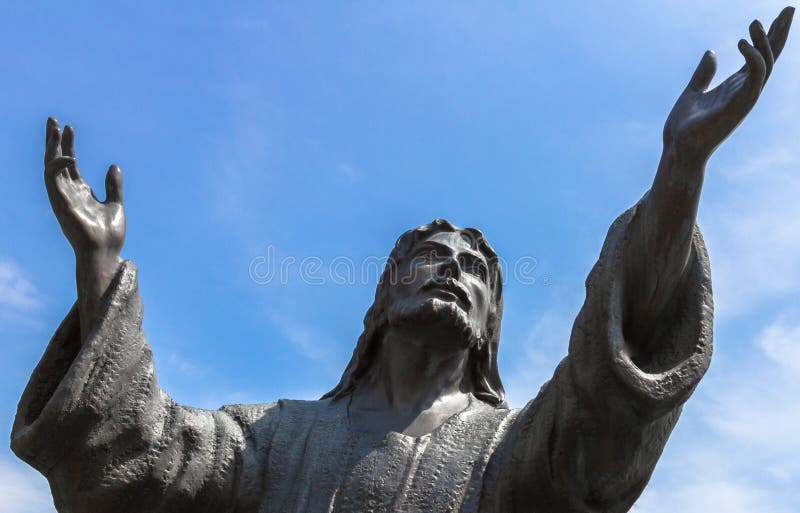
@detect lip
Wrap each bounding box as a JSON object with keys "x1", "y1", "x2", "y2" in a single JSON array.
[{"x1": 420, "y1": 280, "x2": 471, "y2": 308}]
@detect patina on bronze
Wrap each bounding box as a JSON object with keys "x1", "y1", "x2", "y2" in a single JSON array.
[{"x1": 10, "y1": 8, "x2": 794, "y2": 513}]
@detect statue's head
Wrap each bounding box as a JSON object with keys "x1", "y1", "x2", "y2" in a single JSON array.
[{"x1": 322, "y1": 219, "x2": 506, "y2": 407}]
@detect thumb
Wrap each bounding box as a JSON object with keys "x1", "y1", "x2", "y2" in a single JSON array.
[
  {"x1": 686, "y1": 50, "x2": 717, "y2": 92},
  {"x1": 767, "y1": 6, "x2": 794, "y2": 61},
  {"x1": 104, "y1": 165, "x2": 123, "y2": 204}
]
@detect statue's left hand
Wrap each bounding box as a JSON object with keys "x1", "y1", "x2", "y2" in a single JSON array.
[{"x1": 663, "y1": 7, "x2": 793, "y2": 162}]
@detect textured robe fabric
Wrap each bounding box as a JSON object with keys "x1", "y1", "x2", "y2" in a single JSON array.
[{"x1": 11, "y1": 208, "x2": 713, "y2": 513}]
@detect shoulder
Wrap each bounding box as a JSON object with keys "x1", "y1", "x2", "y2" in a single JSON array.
[
  {"x1": 219, "y1": 398, "x2": 338, "y2": 427},
  {"x1": 219, "y1": 401, "x2": 280, "y2": 425}
]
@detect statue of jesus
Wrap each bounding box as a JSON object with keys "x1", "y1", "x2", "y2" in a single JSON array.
[{"x1": 10, "y1": 8, "x2": 794, "y2": 513}]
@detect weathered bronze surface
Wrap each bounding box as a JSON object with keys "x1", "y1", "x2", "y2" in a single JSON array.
[{"x1": 11, "y1": 7, "x2": 794, "y2": 512}]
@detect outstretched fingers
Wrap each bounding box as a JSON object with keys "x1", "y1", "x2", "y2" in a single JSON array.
[
  {"x1": 686, "y1": 50, "x2": 717, "y2": 92},
  {"x1": 104, "y1": 165, "x2": 123, "y2": 204}
]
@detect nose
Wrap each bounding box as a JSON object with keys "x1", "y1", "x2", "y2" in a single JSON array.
[{"x1": 436, "y1": 256, "x2": 461, "y2": 281}]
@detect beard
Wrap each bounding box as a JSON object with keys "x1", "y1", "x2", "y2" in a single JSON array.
[{"x1": 386, "y1": 297, "x2": 483, "y2": 350}]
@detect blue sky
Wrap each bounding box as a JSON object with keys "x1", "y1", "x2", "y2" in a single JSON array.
[{"x1": 1, "y1": 2, "x2": 799, "y2": 511}]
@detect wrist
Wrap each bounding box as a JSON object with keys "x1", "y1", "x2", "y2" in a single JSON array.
[
  {"x1": 75, "y1": 248, "x2": 121, "y2": 281},
  {"x1": 659, "y1": 144, "x2": 708, "y2": 181},
  {"x1": 663, "y1": 140, "x2": 710, "y2": 170},
  {"x1": 75, "y1": 251, "x2": 122, "y2": 304},
  {"x1": 75, "y1": 250, "x2": 122, "y2": 338}
]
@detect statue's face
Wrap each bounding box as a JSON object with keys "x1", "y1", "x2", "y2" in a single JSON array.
[{"x1": 385, "y1": 231, "x2": 492, "y2": 350}]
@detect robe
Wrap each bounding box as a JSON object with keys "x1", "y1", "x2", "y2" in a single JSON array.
[{"x1": 11, "y1": 207, "x2": 714, "y2": 513}]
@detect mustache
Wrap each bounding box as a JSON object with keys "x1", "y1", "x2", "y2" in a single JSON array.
[{"x1": 420, "y1": 278, "x2": 471, "y2": 308}]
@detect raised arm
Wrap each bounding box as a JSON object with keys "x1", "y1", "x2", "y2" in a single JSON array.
[
  {"x1": 44, "y1": 117, "x2": 125, "y2": 340},
  {"x1": 16, "y1": 119, "x2": 262, "y2": 512},
  {"x1": 623, "y1": 8, "x2": 793, "y2": 352},
  {"x1": 489, "y1": 10, "x2": 794, "y2": 512}
]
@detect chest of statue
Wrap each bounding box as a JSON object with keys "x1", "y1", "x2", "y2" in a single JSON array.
[{"x1": 246, "y1": 398, "x2": 517, "y2": 513}]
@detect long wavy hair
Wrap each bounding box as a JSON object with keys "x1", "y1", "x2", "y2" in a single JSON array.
[{"x1": 321, "y1": 219, "x2": 507, "y2": 408}]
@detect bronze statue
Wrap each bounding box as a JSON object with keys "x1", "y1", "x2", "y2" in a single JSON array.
[{"x1": 10, "y1": 7, "x2": 794, "y2": 512}]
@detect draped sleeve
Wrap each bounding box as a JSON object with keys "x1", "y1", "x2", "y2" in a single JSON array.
[
  {"x1": 487, "y1": 206, "x2": 713, "y2": 513},
  {"x1": 10, "y1": 261, "x2": 249, "y2": 513}
]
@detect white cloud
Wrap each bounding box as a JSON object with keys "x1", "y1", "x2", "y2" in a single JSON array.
[
  {"x1": 268, "y1": 313, "x2": 335, "y2": 361},
  {"x1": 704, "y1": 156, "x2": 800, "y2": 316},
  {"x1": 0, "y1": 259, "x2": 41, "y2": 313},
  {"x1": 704, "y1": 317, "x2": 800, "y2": 453},
  {"x1": 0, "y1": 459, "x2": 54, "y2": 513},
  {"x1": 634, "y1": 476, "x2": 793, "y2": 513},
  {"x1": 166, "y1": 351, "x2": 203, "y2": 376},
  {"x1": 634, "y1": 314, "x2": 800, "y2": 512},
  {"x1": 759, "y1": 316, "x2": 800, "y2": 378},
  {"x1": 501, "y1": 306, "x2": 572, "y2": 409},
  {"x1": 634, "y1": 434, "x2": 799, "y2": 513}
]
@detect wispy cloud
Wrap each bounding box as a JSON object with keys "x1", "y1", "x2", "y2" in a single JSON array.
[
  {"x1": 167, "y1": 351, "x2": 204, "y2": 376},
  {"x1": 0, "y1": 458, "x2": 54, "y2": 513},
  {"x1": 634, "y1": 475, "x2": 793, "y2": 513},
  {"x1": 0, "y1": 259, "x2": 41, "y2": 313},
  {"x1": 268, "y1": 313, "x2": 335, "y2": 361},
  {"x1": 759, "y1": 316, "x2": 800, "y2": 378},
  {"x1": 502, "y1": 305, "x2": 572, "y2": 409},
  {"x1": 704, "y1": 152, "x2": 800, "y2": 316},
  {"x1": 704, "y1": 315, "x2": 800, "y2": 455}
]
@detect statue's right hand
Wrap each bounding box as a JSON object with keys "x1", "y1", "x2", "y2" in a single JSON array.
[
  {"x1": 662, "y1": 7, "x2": 793, "y2": 163},
  {"x1": 44, "y1": 118, "x2": 126, "y2": 260}
]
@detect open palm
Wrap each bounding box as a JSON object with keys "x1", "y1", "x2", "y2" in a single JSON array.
[
  {"x1": 44, "y1": 118, "x2": 125, "y2": 257},
  {"x1": 664, "y1": 7, "x2": 794, "y2": 160}
]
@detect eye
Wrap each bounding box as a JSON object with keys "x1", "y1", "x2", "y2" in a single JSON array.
[
  {"x1": 461, "y1": 257, "x2": 488, "y2": 281},
  {"x1": 413, "y1": 247, "x2": 440, "y2": 263}
]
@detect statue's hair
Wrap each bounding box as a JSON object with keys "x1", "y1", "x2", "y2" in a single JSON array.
[{"x1": 321, "y1": 219, "x2": 507, "y2": 408}]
